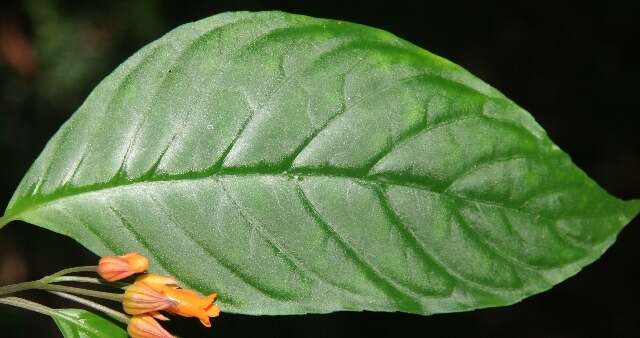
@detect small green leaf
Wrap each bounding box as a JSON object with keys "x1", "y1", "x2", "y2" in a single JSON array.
[
  {"x1": 53, "y1": 309, "x2": 127, "y2": 338},
  {"x1": 2, "y1": 11, "x2": 638, "y2": 315}
]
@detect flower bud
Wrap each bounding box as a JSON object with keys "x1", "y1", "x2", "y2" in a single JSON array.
[
  {"x1": 127, "y1": 315, "x2": 174, "y2": 338},
  {"x1": 123, "y1": 280, "x2": 175, "y2": 315},
  {"x1": 97, "y1": 252, "x2": 149, "y2": 282}
]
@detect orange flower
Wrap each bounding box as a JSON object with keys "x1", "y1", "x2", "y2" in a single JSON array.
[
  {"x1": 97, "y1": 252, "x2": 148, "y2": 282},
  {"x1": 123, "y1": 280, "x2": 175, "y2": 315},
  {"x1": 135, "y1": 273, "x2": 180, "y2": 288},
  {"x1": 127, "y1": 315, "x2": 174, "y2": 338},
  {"x1": 163, "y1": 288, "x2": 220, "y2": 327},
  {"x1": 132, "y1": 273, "x2": 221, "y2": 327}
]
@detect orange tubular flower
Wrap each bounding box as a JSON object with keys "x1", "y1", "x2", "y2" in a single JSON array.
[
  {"x1": 133, "y1": 273, "x2": 221, "y2": 327},
  {"x1": 135, "y1": 274, "x2": 180, "y2": 289},
  {"x1": 163, "y1": 288, "x2": 220, "y2": 327},
  {"x1": 97, "y1": 252, "x2": 149, "y2": 282},
  {"x1": 128, "y1": 315, "x2": 174, "y2": 338},
  {"x1": 123, "y1": 279, "x2": 175, "y2": 315}
]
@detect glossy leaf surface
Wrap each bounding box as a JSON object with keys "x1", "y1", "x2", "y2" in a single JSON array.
[
  {"x1": 53, "y1": 309, "x2": 127, "y2": 338},
  {"x1": 2, "y1": 11, "x2": 638, "y2": 315}
]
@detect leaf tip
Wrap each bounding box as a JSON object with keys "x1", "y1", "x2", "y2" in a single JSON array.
[
  {"x1": 624, "y1": 199, "x2": 640, "y2": 222},
  {"x1": 0, "y1": 215, "x2": 11, "y2": 230}
]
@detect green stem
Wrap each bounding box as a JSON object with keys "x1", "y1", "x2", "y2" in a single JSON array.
[
  {"x1": 0, "y1": 281, "x2": 38, "y2": 296},
  {"x1": 45, "y1": 266, "x2": 97, "y2": 279},
  {"x1": 31, "y1": 283, "x2": 124, "y2": 302},
  {"x1": 1, "y1": 266, "x2": 123, "y2": 300},
  {"x1": 50, "y1": 276, "x2": 127, "y2": 289},
  {"x1": 50, "y1": 276, "x2": 104, "y2": 284},
  {"x1": 0, "y1": 296, "x2": 57, "y2": 317},
  {"x1": 49, "y1": 291, "x2": 130, "y2": 324}
]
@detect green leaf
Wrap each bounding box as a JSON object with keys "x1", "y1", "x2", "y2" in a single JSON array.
[
  {"x1": 53, "y1": 309, "x2": 127, "y2": 338},
  {"x1": 2, "y1": 11, "x2": 638, "y2": 315}
]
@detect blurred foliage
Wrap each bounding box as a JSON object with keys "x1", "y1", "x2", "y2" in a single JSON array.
[{"x1": 2, "y1": 0, "x2": 165, "y2": 110}]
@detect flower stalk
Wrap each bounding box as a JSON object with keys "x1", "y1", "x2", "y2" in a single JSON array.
[
  {"x1": 0, "y1": 281, "x2": 39, "y2": 296},
  {"x1": 33, "y1": 282, "x2": 124, "y2": 302},
  {"x1": 0, "y1": 296, "x2": 58, "y2": 317},
  {"x1": 50, "y1": 275, "x2": 127, "y2": 288},
  {"x1": 44, "y1": 265, "x2": 97, "y2": 279},
  {"x1": 49, "y1": 291, "x2": 130, "y2": 324}
]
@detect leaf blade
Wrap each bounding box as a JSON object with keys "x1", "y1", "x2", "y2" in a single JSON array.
[
  {"x1": 4, "y1": 11, "x2": 639, "y2": 315},
  {"x1": 53, "y1": 309, "x2": 127, "y2": 338}
]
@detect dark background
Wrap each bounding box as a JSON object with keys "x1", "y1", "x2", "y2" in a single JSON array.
[{"x1": 1, "y1": 1, "x2": 638, "y2": 337}]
